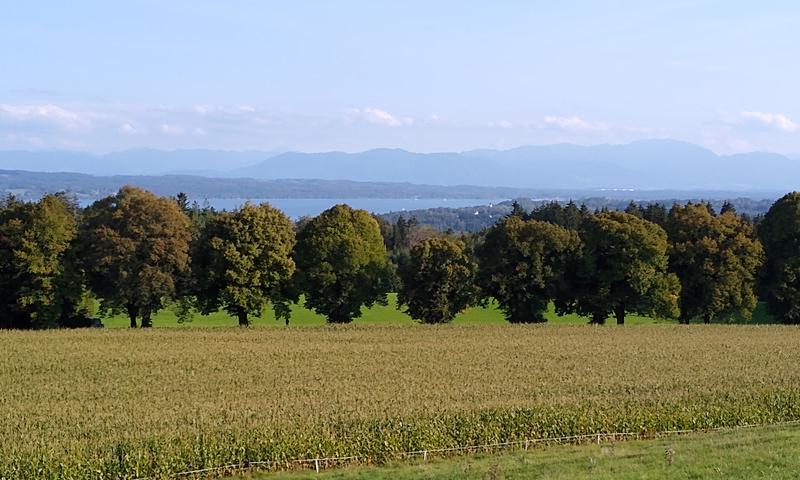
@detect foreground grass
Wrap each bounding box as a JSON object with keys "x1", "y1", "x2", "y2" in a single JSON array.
[
  {"x1": 2, "y1": 325, "x2": 799, "y2": 478},
  {"x1": 99, "y1": 294, "x2": 775, "y2": 327},
  {"x1": 252, "y1": 425, "x2": 800, "y2": 479}
]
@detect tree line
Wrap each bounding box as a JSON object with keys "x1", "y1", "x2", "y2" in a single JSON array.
[{"x1": 2, "y1": 186, "x2": 800, "y2": 328}]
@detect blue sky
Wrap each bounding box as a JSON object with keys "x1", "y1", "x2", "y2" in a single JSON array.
[{"x1": 1, "y1": 1, "x2": 799, "y2": 154}]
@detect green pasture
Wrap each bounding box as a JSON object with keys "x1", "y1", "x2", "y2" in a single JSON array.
[{"x1": 99, "y1": 294, "x2": 776, "y2": 328}]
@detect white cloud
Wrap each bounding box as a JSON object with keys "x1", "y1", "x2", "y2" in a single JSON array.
[
  {"x1": 119, "y1": 122, "x2": 139, "y2": 134},
  {"x1": 350, "y1": 107, "x2": 413, "y2": 127},
  {"x1": 740, "y1": 111, "x2": 799, "y2": 132},
  {"x1": 0, "y1": 104, "x2": 92, "y2": 129},
  {"x1": 160, "y1": 124, "x2": 185, "y2": 135},
  {"x1": 193, "y1": 104, "x2": 257, "y2": 115},
  {"x1": 543, "y1": 115, "x2": 609, "y2": 131}
]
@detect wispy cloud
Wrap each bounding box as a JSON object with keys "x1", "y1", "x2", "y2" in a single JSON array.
[
  {"x1": 0, "y1": 104, "x2": 93, "y2": 130},
  {"x1": 543, "y1": 115, "x2": 609, "y2": 131},
  {"x1": 160, "y1": 124, "x2": 185, "y2": 135},
  {"x1": 349, "y1": 107, "x2": 413, "y2": 127},
  {"x1": 739, "y1": 111, "x2": 799, "y2": 133}
]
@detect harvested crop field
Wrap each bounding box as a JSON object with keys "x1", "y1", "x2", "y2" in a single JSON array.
[{"x1": 1, "y1": 325, "x2": 799, "y2": 478}]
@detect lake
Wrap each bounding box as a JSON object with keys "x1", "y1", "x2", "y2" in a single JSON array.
[{"x1": 200, "y1": 198, "x2": 507, "y2": 218}]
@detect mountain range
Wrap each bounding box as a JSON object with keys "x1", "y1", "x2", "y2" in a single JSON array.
[{"x1": 2, "y1": 140, "x2": 800, "y2": 191}]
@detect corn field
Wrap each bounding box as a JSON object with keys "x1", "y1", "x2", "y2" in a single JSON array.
[{"x1": 1, "y1": 324, "x2": 799, "y2": 479}]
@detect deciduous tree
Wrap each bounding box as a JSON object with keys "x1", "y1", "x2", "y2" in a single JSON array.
[
  {"x1": 193, "y1": 203, "x2": 295, "y2": 326},
  {"x1": 564, "y1": 211, "x2": 680, "y2": 324},
  {"x1": 80, "y1": 186, "x2": 191, "y2": 328},
  {"x1": 477, "y1": 216, "x2": 580, "y2": 323},
  {"x1": 294, "y1": 204, "x2": 393, "y2": 323},
  {"x1": 759, "y1": 192, "x2": 800, "y2": 323},
  {"x1": 666, "y1": 203, "x2": 763, "y2": 323},
  {"x1": 0, "y1": 194, "x2": 82, "y2": 328},
  {"x1": 397, "y1": 236, "x2": 478, "y2": 323}
]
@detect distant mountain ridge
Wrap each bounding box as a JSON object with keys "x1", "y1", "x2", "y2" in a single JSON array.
[
  {"x1": 234, "y1": 140, "x2": 800, "y2": 190},
  {"x1": 0, "y1": 169, "x2": 783, "y2": 204},
  {"x1": 2, "y1": 140, "x2": 800, "y2": 190}
]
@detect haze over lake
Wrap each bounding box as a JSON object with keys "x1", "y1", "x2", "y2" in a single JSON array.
[{"x1": 201, "y1": 198, "x2": 507, "y2": 218}]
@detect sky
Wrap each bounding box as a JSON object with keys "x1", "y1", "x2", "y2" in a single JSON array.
[{"x1": 1, "y1": 0, "x2": 799, "y2": 155}]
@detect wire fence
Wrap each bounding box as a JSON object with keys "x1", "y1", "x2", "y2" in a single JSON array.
[{"x1": 132, "y1": 419, "x2": 800, "y2": 480}]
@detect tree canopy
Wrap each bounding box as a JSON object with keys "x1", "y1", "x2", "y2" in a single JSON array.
[
  {"x1": 397, "y1": 236, "x2": 478, "y2": 323},
  {"x1": 666, "y1": 203, "x2": 763, "y2": 323},
  {"x1": 759, "y1": 192, "x2": 800, "y2": 324},
  {"x1": 477, "y1": 216, "x2": 581, "y2": 323},
  {"x1": 79, "y1": 186, "x2": 191, "y2": 327},
  {"x1": 0, "y1": 194, "x2": 83, "y2": 328},
  {"x1": 562, "y1": 211, "x2": 680, "y2": 324},
  {"x1": 193, "y1": 203, "x2": 296, "y2": 326},
  {"x1": 294, "y1": 204, "x2": 394, "y2": 323}
]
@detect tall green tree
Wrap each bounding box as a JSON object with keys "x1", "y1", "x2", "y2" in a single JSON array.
[
  {"x1": 759, "y1": 192, "x2": 800, "y2": 324},
  {"x1": 477, "y1": 216, "x2": 581, "y2": 323},
  {"x1": 0, "y1": 194, "x2": 83, "y2": 328},
  {"x1": 397, "y1": 236, "x2": 478, "y2": 323},
  {"x1": 80, "y1": 186, "x2": 191, "y2": 328},
  {"x1": 294, "y1": 204, "x2": 394, "y2": 323},
  {"x1": 666, "y1": 204, "x2": 763, "y2": 323},
  {"x1": 193, "y1": 203, "x2": 296, "y2": 326},
  {"x1": 564, "y1": 211, "x2": 680, "y2": 324}
]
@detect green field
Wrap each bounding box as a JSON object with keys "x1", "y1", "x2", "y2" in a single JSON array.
[
  {"x1": 2, "y1": 324, "x2": 798, "y2": 478},
  {"x1": 99, "y1": 294, "x2": 776, "y2": 328},
  {"x1": 250, "y1": 424, "x2": 800, "y2": 479}
]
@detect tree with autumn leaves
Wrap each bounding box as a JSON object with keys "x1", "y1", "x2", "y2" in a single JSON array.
[{"x1": 79, "y1": 186, "x2": 191, "y2": 328}]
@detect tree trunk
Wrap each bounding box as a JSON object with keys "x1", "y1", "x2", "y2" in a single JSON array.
[
  {"x1": 140, "y1": 311, "x2": 152, "y2": 328},
  {"x1": 589, "y1": 312, "x2": 606, "y2": 325},
  {"x1": 615, "y1": 304, "x2": 625, "y2": 325},
  {"x1": 237, "y1": 307, "x2": 249, "y2": 327},
  {"x1": 703, "y1": 313, "x2": 711, "y2": 324},
  {"x1": 127, "y1": 305, "x2": 138, "y2": 329}
]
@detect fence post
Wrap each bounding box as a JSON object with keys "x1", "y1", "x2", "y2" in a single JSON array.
[
  {"x1": 423, "y1": 450, "x2": 428, "y2": 462},
  {"x1": 525, "y1": 439, "x2": 529, "y2": 451},
  {"x1": 315, "y1": 457, "x2": 320, "y2": 473}
]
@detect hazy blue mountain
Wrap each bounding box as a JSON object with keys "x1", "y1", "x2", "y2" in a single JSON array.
[
  {"x1": 2, "y1": 141, "x2": 800, "y2": 190},
  {"x1": 3, "y1": 169, "x2": 781, "y2": 206},
  {"x1": 0, "y1": 149, "x2": 280, "y2": 176},
  {"x1": 235, "y1": 140, "x2": 800, "y2": 190}
]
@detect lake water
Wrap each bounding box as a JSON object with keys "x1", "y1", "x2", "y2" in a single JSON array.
[{"x1": 201, "y1": 198, "x2": 506, "y2": 218}]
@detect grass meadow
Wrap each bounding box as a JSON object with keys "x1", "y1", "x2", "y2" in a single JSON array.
[
  {"x1": 99, "y1": 294, "x2": 777, "y2": 328},
  {"x1": 248, "y1": 424, "x2": 800, "y2": 479},
  {"x1": 1, "y1": 324, "x2": 799, "y2": 478}
]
